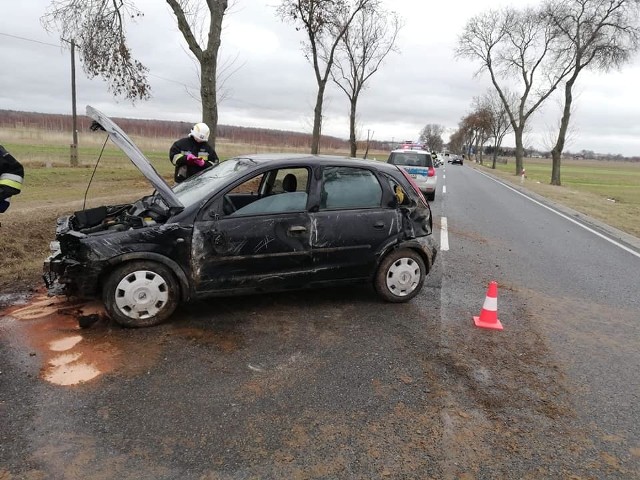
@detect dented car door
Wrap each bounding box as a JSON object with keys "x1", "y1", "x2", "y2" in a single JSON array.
[
  {"x1": 190, "y1": 181, "x2": 313, "y2": 295},
  {"x1": 310, "y1": 166, "x2": 400, "y2": 281}
]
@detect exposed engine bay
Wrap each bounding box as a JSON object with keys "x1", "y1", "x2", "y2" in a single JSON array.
[{"x1": 69, "y1": 195, "x2": 169, "y2": 234}]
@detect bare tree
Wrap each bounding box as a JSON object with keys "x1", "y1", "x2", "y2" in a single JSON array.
[
  {"x1": 278, "y1": 0, "x2": 375, "y2": 154},
  {"x1": 458, "y1": 110, "x2": 491, "y2": 163},
  {"x1": 541, "y1": 95, "x2": 580, "y2": 154},
  {"x1": 43, "y1": 0, "x2": 228, "y2": 147},
  {"x1": 457, "y1": 7, "x2": 573, "y2": 176},
  {"x1": 448, "y1": 128, "x2": 465, "y2": 154},
  {"x1": 479, "y1": 89, "x2": 513, "y2": 169},
  {"x1": 331, "y1": 5, "x2": 401, "y2": 157},
  {"x1": 543, "y1": 0, "x2": 640, "y2": 185},
  {"x1": 454, "y1": 118, "x2": 475, "y2": 158},
  {"x1": 419, "y1": 124, "x2": 445, "y2": 152},
  {"x1": 470, "y1": 107, "x2": 493, "y2": 164}
]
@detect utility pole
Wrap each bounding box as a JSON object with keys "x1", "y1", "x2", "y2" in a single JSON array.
[{"x1": 70, "y1": 39, "x2": 79, "y2": 166}]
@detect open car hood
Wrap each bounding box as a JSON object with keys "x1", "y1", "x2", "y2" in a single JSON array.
[{"x1": 86, "y1": 105, "x2": 184, "y2": 212}]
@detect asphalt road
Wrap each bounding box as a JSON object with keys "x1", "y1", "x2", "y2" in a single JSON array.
[{"x1": 1, "y1": 163, "x2": 639, "y2": 479}]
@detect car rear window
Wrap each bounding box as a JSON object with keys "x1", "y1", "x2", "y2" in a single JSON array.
[{"x1": 388, "y1": 152, "x2": 432, "y2": 168}]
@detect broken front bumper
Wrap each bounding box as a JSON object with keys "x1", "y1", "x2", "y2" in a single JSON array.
[{"x1": 43, "y1": 253, "x2": 100, "y2": 299}]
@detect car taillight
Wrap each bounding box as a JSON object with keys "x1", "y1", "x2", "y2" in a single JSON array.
[
  {"x1": 427, "y1": 167, "x2": 435, "y2": 177},
  {"x1": 399, "y1": 168, "x2": 428, "y2": 205}
]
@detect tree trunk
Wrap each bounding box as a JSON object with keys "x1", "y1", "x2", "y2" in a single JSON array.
[
  {"x1": 514, "y1": 127, "x2": 524, "y2": 176},
  {"x1": 492, "y1": 140, "x2": 498, "y2": 169},
  {"x1": 474, "y1": 138, "x2": 481, "y2": 164},
  {"x1": 201, "y1": 0, "x2": 226, "y2": 149},
  {"x1": 200, "y1": 51, "x2": 218, "y2": 149},
  {"x1": 311, "y1": 82, "x2": 326, "y2": 154},
  {"x1": 349, "y1": 96, "x2": 358, "y2": 157},
  {"x1": 550, "y1": 77, "x2": 576, "y2": 186}
]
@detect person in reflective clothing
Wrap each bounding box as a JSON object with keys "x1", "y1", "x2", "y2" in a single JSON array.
[
  {"x1": 0, "y1": 145, "x2": 24, "y2": 213},
  {"x1": 169, "y1": 122, "x2": 219, "y2": 183}
]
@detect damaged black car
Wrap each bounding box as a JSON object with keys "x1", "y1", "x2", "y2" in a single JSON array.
[{"x1": 44, "y1": 106, "x2": 438, "y2": 327}]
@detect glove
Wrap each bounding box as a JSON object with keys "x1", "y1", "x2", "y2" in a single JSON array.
[{"x1": 186, "y1": 153, "x2": 205, "y2": 167}]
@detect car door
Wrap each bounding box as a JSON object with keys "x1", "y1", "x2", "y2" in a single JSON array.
[
  {"x1": 309, "y1": 165, "x2": 399, "y2": 282},
  {"x1": 191, "y1": 167, "x2": 314, "y2": 295}
]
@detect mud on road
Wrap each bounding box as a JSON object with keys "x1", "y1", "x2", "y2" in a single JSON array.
[{"x1": 0, "y1": 284, "x2": 634, "y2": 479}]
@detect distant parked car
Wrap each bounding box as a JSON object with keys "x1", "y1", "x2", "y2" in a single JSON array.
[
  {"x1": 43, "y1": 107, "x2": 438, "y2": 327},
  {"x1": 387, "y1": 149, "x2": 437, "y2": 201}
]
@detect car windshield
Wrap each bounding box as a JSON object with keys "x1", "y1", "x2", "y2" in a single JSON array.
[
  {"x1": 388, "y1": 152, "x2": 431, "y2": 167},
  {"x1": 172, "y1": 157, "x2": 258, "y2": 208}
]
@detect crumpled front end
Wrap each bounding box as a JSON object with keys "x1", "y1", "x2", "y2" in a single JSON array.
[{"x1": 43, "y1": 217, "x2": 103, "y2": 299}]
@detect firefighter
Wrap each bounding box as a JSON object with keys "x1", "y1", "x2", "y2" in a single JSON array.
[
  {"x1": 169, "y1": 122, "x2": 219, "y2": 183},
  {"x1": 0, "y1": 145, "x2": 24, "y2": 213}
]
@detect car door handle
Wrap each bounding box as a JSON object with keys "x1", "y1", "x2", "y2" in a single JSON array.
[
  {"x1": 288, "y1": 226, "x2": 307, "y2": 235},
  {"x1": 373, "y1": 221, "x2": 385, "y2": 229}
]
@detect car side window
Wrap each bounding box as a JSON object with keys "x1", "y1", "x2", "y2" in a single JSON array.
[
  {"x1": 228, "y1": 173, "x2": 264, "y2": 195},
  {"x1": 320, "y1": 166, "x2": 382, "y2": 210},
  {"x1": 228, "y1": 168, "x2": 310, "y2": 216},
  {"x1": 385, "y1": 175, "x2": 411, "y2": 206}
]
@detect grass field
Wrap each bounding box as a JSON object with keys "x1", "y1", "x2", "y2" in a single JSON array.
[{"x1": 1, "y1": 127, "x2": 638, "y2": 294}]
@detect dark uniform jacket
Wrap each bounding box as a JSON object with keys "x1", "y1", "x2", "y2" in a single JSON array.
[
  {"x1": 169, "y1": 136, "x2": 219, "y2": 183},
  {"x1": 0, "y1": 145, "x2": 24, "y2": 213}
]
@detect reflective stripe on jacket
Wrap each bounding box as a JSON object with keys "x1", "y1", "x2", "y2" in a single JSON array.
[
  {"x1": 0, "y1": 173, "x2": 23, "y2": 191},
  {"x1": 0, "y1": 145, "x2": 25, "y2": 196}
]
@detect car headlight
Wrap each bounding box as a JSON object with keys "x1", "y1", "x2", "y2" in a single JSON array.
[{"x1": 49, "y1": 241, "x2": 61, "y2": 254}]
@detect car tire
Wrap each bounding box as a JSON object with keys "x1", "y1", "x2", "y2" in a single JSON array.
[
  {"x1": 374, "y1": 249, "x2": 426, "y2": 303},
  {"x1": 427, "y1": 191, "x2": 435, "y2": 201},
  {"x1": 103, "y1": 261, "x2": 180, "y2": 328}
]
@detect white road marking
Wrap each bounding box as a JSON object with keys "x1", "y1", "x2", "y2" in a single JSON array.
[
  {"x1": 442, "y1": 185, "x2": 447, "y2": 194},
  {"x1": 475, "y1": 170, "x2": 640, "y2": 260},
  {"x1": 440, "y1": 217, "x2": 450, "y2": 251}
]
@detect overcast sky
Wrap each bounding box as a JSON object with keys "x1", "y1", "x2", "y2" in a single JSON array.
[{"x1": 1, "y1": 0, "x2": 640, "y2": 156}]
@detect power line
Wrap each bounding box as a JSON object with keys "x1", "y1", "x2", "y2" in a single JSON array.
[
  {"x1": 1, "y1": 30, "x2": 197, "y2": 89},
  {"x1": 0, "y1": 30, "x2": 204, "y2": 96},
  {"x1": 0, "y1": 31, "x2": 61, "y2": 48},
  {"x1": 147, "y1": 72, "x2": 199, "y2": 91}
]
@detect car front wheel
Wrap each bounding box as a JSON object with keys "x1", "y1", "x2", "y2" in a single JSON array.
[
  {"x1": 374, "y1": 249, "x2": 426, "y2": 303},
  {"x1": 103, "y1": 261, "x2": 179, "y2": 328}
]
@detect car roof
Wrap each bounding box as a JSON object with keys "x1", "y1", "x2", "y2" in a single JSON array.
[{"x1": 230, "y1": 153, "x2": 402, "y2": 174}]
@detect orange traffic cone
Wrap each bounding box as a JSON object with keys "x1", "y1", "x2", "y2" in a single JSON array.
[{"x1": 473, "y1": 281, "x2": 503, "y2": 330}]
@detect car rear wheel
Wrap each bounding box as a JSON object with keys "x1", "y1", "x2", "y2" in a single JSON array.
[
  {"x1": 103, "y1": 261, "x2": 179, "y2": 328},
  {"x1": 374, "y1": 249, "x2": 426, "y2": 303},
  {"x1": 427, "y1": 191, "x2": 435, "y2": 201}
]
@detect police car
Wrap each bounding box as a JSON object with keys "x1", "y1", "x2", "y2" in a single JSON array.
[{"x1": 386, "y1": 148, "x2": 437, "y2": 201}]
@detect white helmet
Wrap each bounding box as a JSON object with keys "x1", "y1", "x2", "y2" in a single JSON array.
[{"x1": 190, "y1": 122, "x2": 210, "y2": 142}]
